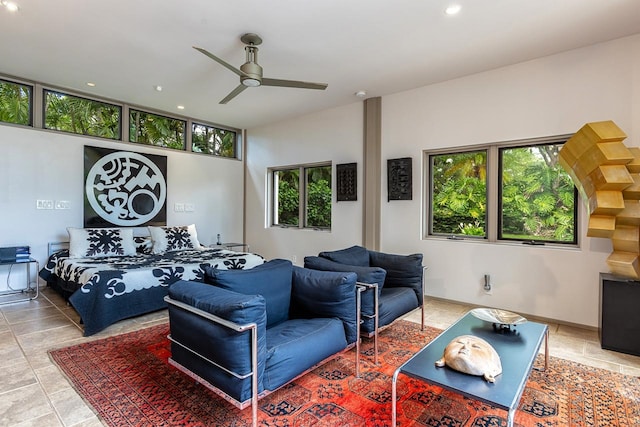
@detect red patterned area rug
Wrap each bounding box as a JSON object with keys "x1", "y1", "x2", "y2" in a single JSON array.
[{"x1": 49, "y1": 320, "x2": 639, "y2": 426}]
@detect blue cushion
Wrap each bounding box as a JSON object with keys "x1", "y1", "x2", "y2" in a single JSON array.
[
  {"x1": 378, "y1": 287, "x2": 420, "y2": 329},
  {"x1": 318, "y1": 245, "x2": 370, "y2": 267},
  {"x1": 369, "y1": 251, "x2": 423, "y2": 304},
  {"x1": 263, "y1": 318, "x2": 347, "y2": 391},
  {"x1": 205, "y1": 259, "x2": 293, "y2": 328},
  {"x1": 168, "y1": 280, "x2": 267, "y2": 402},
  {"x1": 369, "y1": 250, "x2": 422, "y2": 288},
  {"x1": 290, "y1": 266, "x2": 358, "y2": 343},
  {"x1": 304, "y1": 256, "x2": 385, "y2": 288}
]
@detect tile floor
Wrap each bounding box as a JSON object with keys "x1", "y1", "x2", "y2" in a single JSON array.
[{"x1": 1, "y1": 286, "x2": 639, "y2": 426}]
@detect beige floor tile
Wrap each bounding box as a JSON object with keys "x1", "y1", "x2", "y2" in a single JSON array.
[
  {"x1": 48, "y1": 388, "x2": 96, "y2": 427},
  {"x1": 4, "y1": 306, "x2": 62, "y2": 325},
  {"x1": 555, "y1": 323, "x2": 599, "y2": 341},
  {"x1": 0, "y1": 383, "x2": 53, "y2": 426},
  {"x1": 11, "y1": 314, "x2": 79, "y2": 336},
  {"x1": 13, "y1": 412, "x2": 63, "y2": 427},
  {"x1": 584, "y1": 341, "x2": 640, "y2": 367},
  {"x1": 35, "y1": 364, "x2": 72, "y2": 395},
  {"x1": 17, "y1": 326, "x2": 85, "y2": 355},
  {"x1": 0, "y1": 331, "x2": 26, "y2": 365},
  {"x1": 0, "y1": 297, "x2": 53, "y2": 314},
  {"x1": 0, "y1": 360, "x2": 38, "y2": 394}
]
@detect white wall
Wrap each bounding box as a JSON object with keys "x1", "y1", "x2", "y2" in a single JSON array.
[
  {"x1": 246, "y1": 34, "x2": 640, "y2": 327},
  {"x1": 245, "y1": 102, "x2": 364, "y2": 263},
  {"x1": 0, "y1": 125, "x2": 245, "y2": 291}
]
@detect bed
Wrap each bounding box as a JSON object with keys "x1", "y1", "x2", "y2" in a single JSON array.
[{"x1": 39, "y1": 226, "x2": 264, "y2": 336}]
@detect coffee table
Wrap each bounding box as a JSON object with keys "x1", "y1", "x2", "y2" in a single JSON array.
[{"x1": 392, "y1": 311, "x2": 548, "y2": 427}]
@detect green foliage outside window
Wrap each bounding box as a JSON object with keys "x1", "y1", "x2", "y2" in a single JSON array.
[
  {"x1": 0, "y1": 79, "x2": 32, "y2": 126},
  {"x1": 129, "y1": 109, "x2": 185, "y2": 150},
  {"x1": 192, "y1": 123, "x2": 236, "y2": 157},
  {"x1": 306, "y1": 166, "x2": 332, "y2": 228},
  {"x1": 275, "y1": 169, "x2": 300, "y2": 226},
  {"x1": 430, "y1": 141, "x2": 576, "y2": 243},
  {"x1": 500, "y1": 144, "x2": 575, "y2": 242},
  {"x1": 274, "y1": 165, "x2": 332, "y2": 229},
  {"x1": 44, "y1": 90, "x2": 120, "y2": 139},
  {"x1": 431, "y1": 151, "x2": 487, "y2": 236}
]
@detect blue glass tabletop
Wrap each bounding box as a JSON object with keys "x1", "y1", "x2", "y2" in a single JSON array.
[{"x1": 397, "y1": 311, "x2": 548, "y2": 411}]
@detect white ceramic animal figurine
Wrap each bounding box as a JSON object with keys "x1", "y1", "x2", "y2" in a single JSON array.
[{"x1": 435, "y1": 335, "x2": 502, "y2": 383}]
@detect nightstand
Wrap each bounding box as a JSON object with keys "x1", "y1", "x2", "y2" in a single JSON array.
[
  {"x1": 0, "y1": 257, "x2": 39, "y2": 305},
  {"x1": 214, "y1": 243, "x2": 250, "y2": 252}
]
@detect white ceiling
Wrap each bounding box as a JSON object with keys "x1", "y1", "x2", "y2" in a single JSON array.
[{"x1": 1, "y1": 0, "x2": 639, "y2": 130}]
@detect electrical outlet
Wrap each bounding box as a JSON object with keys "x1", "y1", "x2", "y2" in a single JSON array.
[
  {"x1": 292, "y1": 255, "x2": 297, "y2": 264},
  {"x1": 55, "y1": 200, "x2": 70, "y2": 209},
  {"x1": 483, "y1": 274, "x2": 492, "y2": 295},
  {"x1": 174, "y1": 203, "x2": 185, "y2": 212},
  {"x1": 36, "y1": 199, "x2": 54, "y2": 209},
  {"x1": 184, "y1": 203, "x2": 195, "y2": 212}
]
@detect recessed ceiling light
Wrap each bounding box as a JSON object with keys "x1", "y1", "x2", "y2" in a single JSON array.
[
  {"x1": 155, "y1": 85, "x2": 163, "y2": 92},
  {"x1": 177, "y1": 105, "x2": 185, "y2": 110},
  {"x1": 445, "y1": 4, "x2": 461, "y2": 15},
  {"x1": 86, "y1": 82, "x2": 96, "y2": 87},
  {"x1": 2, "y1": 1, "x2": 19, "y2": 12},
  {"x1": 355, "y1": 90, "x2": 367, "y2": 98}
]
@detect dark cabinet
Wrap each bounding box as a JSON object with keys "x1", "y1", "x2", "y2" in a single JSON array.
[{"x1": 599, "y1": 273, "x2": 640, "y2": 356}]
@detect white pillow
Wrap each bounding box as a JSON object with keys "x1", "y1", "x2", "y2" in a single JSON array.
[
  {"x1": 68, "y1": 227, "x2": 136, "y2": 259},
  {"x1": 148, "y1": 224, "x2": 202, "y2": 254}
]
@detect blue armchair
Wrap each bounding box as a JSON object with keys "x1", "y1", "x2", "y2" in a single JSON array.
[
  {"x1": 164, "y1": 259, "x2": 361, "y2": 427},
  {"x1": 305, "y1": 245, "x2": 425, "y2": 362}
]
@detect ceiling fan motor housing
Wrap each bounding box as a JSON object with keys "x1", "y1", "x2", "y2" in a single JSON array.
[{"x1": 240, "y1": 61, "x2": 263, "y2": 86}]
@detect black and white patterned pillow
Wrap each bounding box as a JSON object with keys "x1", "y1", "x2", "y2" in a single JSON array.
[
  {"x1": 148, "y1": 224, "x2": 202, "y2": 254},
  {"x1": 68, "y1": 227, "x2": 136, "y2": 259},
  {"x1": 134, "y1": 236, "x2": 153, "y2": 254}
]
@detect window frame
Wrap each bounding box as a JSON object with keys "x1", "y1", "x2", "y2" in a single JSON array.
[
  {"x1": 269, "y1": 161, "x2": 332, "y2": 230},
  {"x1": 424, "y1": 134, "x2": 579, "y2": 248},
  {"x1": 0, "y1": 74, "x2": 241, "y2": 159}
]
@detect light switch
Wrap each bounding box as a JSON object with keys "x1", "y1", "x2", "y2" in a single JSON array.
[
  {"x1": 174, "y1": 203, "x2": 185, "y2": 212},
  {"x1": 184, "y1": 203, "x2": 195, "y2": 212}
]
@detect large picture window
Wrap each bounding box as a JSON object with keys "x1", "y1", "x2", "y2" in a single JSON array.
[
  {"x1": 272, "y1": 163, "x2": 332, "y2": 229},
  {"x1": 44, "y1": 90, "x2": 121, "y2": 139},
  {"x1": 0, "y1": 79, "x2": 32, "y2": 126},
  {"x1": 427, "y1": 136, "x2": 577, "y2": 245}
]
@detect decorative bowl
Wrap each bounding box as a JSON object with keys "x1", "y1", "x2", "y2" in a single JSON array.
[{"x1": 470, "y1": 308, "x2": 527, "y2": 325}]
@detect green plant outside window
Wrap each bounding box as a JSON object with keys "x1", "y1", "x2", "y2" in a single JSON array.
[
  {"x1": 500, "y1": 144, "x2": 576, "y2": 243},
  {"x1": 129, "y1": 109, "x2": 185, "y2": 150},
  {"x1": 275, "y1": 168, "x2": 300, "y2": 226},
  {"x1": 431, "y1": 150, "x2": 487, "y2": 237},
  {"x1": 0, "y1": 79, "x2": 32, "y2": 126},
  {"x1": 44, "y1": 90, "x2": 120, "y2": 139},
  {"x1": 306, "y1": 166, "x2": 332, "y2": 228},
  {"x1": 192, "y1": 123, "x2": 236, "y2": 158}
]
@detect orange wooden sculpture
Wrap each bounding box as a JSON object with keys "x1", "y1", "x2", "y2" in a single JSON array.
[{"x1": 559, "y1": 120, "x2": 640, "y2": 278}]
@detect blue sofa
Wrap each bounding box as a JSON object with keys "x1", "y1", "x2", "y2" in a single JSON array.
[
  {"x1": 164, "y1": 259, "x2": 360, "y2": 426},
  {"x1": 305, "y1": 245, "x2": 424, "y2": 361}
]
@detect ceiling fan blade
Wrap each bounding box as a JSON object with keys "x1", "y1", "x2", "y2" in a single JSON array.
[
  {"x1": 220, "y1": 84, "x2": 248, "y2": 104},
  {"x1": 193, "y1": 46, "x2": 248, "y2": 78},
  {"x1": 262, "y1": 77, "x2": 328, "y2": 90}
]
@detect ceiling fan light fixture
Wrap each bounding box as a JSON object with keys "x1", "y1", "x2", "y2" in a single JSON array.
[{"x1": 242, "y1": 78, "x2": 261, "y2": 87}]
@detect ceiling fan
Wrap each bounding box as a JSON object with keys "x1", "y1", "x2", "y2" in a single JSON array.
[{"x1": 194, "y1": 33, "x2": 328, "y2": 104}]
